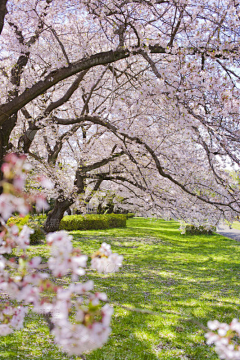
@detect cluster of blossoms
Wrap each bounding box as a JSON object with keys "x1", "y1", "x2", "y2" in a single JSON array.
[
  {"x1": 47, "y1": 231, "x2": 88, "y2": 279},
  {"x1": 51, "y1": 283, "x2": 114, "y2": 355},
  {"x1": 0, "y1": 305, "x2": 27, "y2": 336},
  {"x1": 0, "y1": 153, "x2": 123, "y2": 355},
  {"x1": 205, "y1": 319, "x2": 240, "y2": 359},
  {"x1": 91, "y1": 242, "x2": 123, "y2": 274}
]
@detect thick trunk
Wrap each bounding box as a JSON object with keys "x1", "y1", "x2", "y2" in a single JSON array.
[
  {"x1": 0, "y1": 113, "x2": 18, "y2": 185},
  {"x1": 44, "y1": 198, "x2": 73, "y2": 233},
  {"x1": 44, "y1": 171, "x2": 85, "y2": 233}
]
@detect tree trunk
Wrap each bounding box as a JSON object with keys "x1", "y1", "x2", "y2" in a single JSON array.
[
  {"x1": 0, "y1": 114, "x2": 17, "y2": 186},
  {"x1": 44, "y1": 171, "x2": 85, "y2": 233},
  {"x1": 44, "y1": 198, "x2": 73, "y2": 233}
]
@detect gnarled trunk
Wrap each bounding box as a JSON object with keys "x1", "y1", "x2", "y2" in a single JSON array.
[
  {"x1": 44, "y1": 170, "x2": 85, "y2": 233},
  {"x1": 44, "y1": 198, "x2": 73, "y2": 233}
]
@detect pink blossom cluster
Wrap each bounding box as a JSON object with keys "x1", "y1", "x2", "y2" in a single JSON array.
[
  {"x1": 0, "y1": 306, "x2": 27, "y2": 335},
  {"x1": 51, "y1": 285, "x2": 113, "y2": 355},
  {"x1": 1, "y1": 154, "x2": 29, "y2": 188},
  {"x1": 47, "y1": 231, "x2": 87, "y2": 279},
  {"x1": 0, "y1": 224, "x2": 33, "y2": 254},
  {"x1": 91, "y1": 242, "x2": 123, "y2": 273},
  {"x1": 0, "y1": 154, "x2": 123, "y2": 355},
  {"x1": 0, "y1": 194, "x2": 30, "y2": 221},
  {"x1": 0, "y1": 154, "x2": 49, "y2": 222},
  {"x1": 205, "y1": 319, "x2": 240, "y2": 359}
]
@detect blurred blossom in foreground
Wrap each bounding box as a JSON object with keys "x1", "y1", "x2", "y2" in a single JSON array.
[
  {"x1": 0, "y1": 154, "x2": 123, "y2": 356},
  {"x1": 205, "y1": 319, "x2": 240, "y2": 360}
]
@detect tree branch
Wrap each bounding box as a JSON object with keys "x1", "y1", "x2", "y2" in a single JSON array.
[{"x1": 0, "y1": 42, "x2": 233, "y2": 124}]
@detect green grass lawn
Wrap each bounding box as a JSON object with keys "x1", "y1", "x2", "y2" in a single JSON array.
[
  {"x1": 1, "y1": 217, "x2": 240, "y2": 360},
  {"x1": 230, "y1": 221, "x2": 240, "y2": 230}
]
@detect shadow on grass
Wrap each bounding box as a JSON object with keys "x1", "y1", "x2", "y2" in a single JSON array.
[{"x1": 76, "y1": 219, "x2": 240, "y2": 359}]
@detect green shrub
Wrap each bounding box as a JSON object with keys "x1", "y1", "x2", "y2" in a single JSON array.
[
  {"x1": 59, "y1": 215, "x2": 107, "y2": 231},
  {"x1": 7, "y1": 215, "x2": 30, "y2": 227},
  {"x1": 32, "y1": 214, "x2": 47, "y2": 225},
  {"x1": 59, "y1": 214, "x2": 126, "y2": 231},
  {"x1": 105, "y1": 214, "x2": 127, "y2": 228},
  {"x1": 184, "y1": 224, "x2": 216, "y2": 235},
  {"x1": 7, "y1": 215, "x2": 45, "y2": 245},
  {"x1": 126, "y1": 213, "x2": 135, "y2": 219}
]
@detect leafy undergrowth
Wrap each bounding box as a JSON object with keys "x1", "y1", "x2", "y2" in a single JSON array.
[{"x1": 1, "y1": 218, "x2": 240, "y2": 359}]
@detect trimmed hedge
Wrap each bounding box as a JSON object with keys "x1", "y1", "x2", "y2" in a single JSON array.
[
  {"x1": 59, "y1": 214, "x2": 126, "y2": 231},
  {"x1": 126, "y1": 213, "x2": 135, "y2": 219},
  {"x1": 7, "y1": 215, "x2": 46, "y2": 245},
  {"x1": 185, "y1": 224, "x2": 216, "y2": 235},
  {"x1": 106, "y1": 214, "x2": 127, "y2": 228}
]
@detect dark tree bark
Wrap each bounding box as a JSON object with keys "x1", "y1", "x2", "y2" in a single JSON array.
[
  {"x1": 44, "y1": 197, "x2": 74, "y2": 233},
  {"x1": 44, "y1": 170, "x2": 86, "y2": 232},
  {"x1": 43, "y1": 312, "x2": 54, "y2": 331},
  {"x1": 0, "y1": 0, "x2": 7, "y2": 36},
  {"x1": 0, "y1": 113, "x2": 17, "y2": 182}
]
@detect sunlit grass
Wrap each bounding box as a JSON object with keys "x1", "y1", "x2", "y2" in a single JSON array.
[
  {"x1": 1, "y1": 217, "x2": 240, "y2": 359},
  {"x1": 230, "y1": 221, "x2": 240, "y2": 230}
]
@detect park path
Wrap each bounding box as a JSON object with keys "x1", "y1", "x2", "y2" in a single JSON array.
[{"x1": 217, "y1": 224, "x2": 240, "y2": 242}]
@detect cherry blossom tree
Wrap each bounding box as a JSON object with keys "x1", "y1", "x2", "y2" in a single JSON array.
[
  {"x1": 1, "y1": 3, "x2": 240, "y2": 357},
  {"x1": 0, "y1": 0, "x2": 240, "y2": 228}
]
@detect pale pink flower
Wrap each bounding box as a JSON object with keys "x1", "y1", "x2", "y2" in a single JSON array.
[
  {"x1": 38, "y1": 176, "x2": 54, "y2": 190},
  {"x1": 69, "y1": 280, "x2": 94, "y2": 294},
  {"x1": 24, "y1": 272, "x2": 48, "y2": 285},
  {"x1": 48, "y1": 257, "x2": 70, "y2": 277},
  {"x1": 17, "y1": 225, "x2": 33, "y2": 249},
  {"x1": 0, "y1": 324, "x2": 12, "y2": 336},
  {"x1": 12, "y1": 197, "x2": 29, "y2": 217},
  {"x1": 13, "y1": 175, "x2": 26, "y2": 191},
  {"x1": 47, "y1": 231, "x2": 72, "y2": 247},
  {"x1": 100, "y1": 242, "x2": 112, "y2": 257},
  {"x1": 52, "y1": 315, "x2": 112, "y2": 356},
  {"x1": 0, "y1": 281, "x2": 19, "y2": 299},
  {"x1": 35, "y1": 196, "x2": 49, "y2": 212},
  {"x1": 206, "y1": 319, "x2": 240, "y2": 359},
  {"x1": 10, "y1": 306, "x2": 27, "y2": 330},
  {"x1": 27, "y1": 256, "x2": 42, "y2": 269},
  {"x1": 0, "y1": 256, "x2": 5, "y2": 272},
  {"x1": 230, "y1": 319, "x2": 240, "y2": 335},
  {"x1": 0, "y1": 194, "x2": 15, "y2": 220},
  {"x1": 208, "y1": 320, "x2": 220, "y2": 331},
  {"x1": 17, "y1": 284, "x2": 39, "y2": 305},
  {"x1": 91, "y1": 253, "x2": 123, "y2": 274}
]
